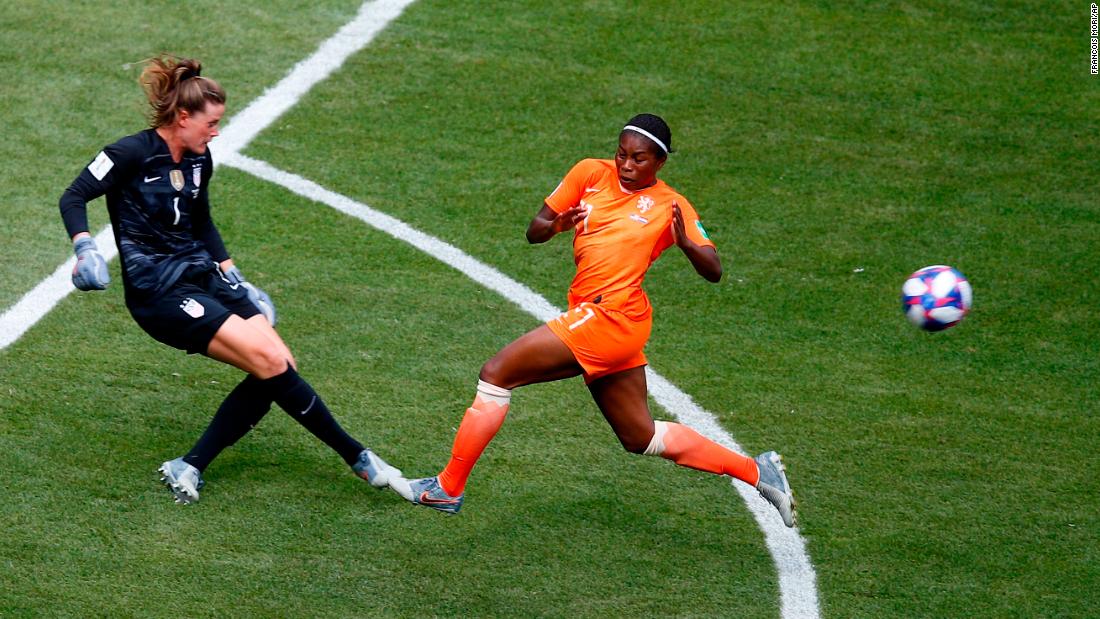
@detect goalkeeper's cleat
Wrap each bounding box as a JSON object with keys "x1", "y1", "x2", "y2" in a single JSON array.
[
  {"x1": 406, "y1": 476, "x2": 464, "y2": 514},
  {"x1": 387, "y1": 474, "x2": 414, "y2": 502},
  {"x1": 755, "y1": 451, "x2": 796, "y2": 528},
  {"x1": 159, "y1": 457, "x2": 203, "y2": 504},
  {"x1": 352, "y1": 449, "x2": 402, "y2": 489}
]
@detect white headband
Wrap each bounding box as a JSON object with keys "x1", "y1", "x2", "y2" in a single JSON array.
[{"x1": 623, "y1": 124, "x2": 669, "y2": 154}]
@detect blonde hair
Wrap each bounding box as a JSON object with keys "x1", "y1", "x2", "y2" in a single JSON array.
[{"x1": 138, "y1": 56, "x2": 226, "y2": 128}]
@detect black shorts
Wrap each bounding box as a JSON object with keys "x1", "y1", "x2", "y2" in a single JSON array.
[{"x1": 128, "y1": 266, "x2": 261, "y2": 354}]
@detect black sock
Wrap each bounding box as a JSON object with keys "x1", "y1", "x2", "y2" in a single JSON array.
[
  {"x1": 262, "y1": 366, "x2": 364, "y2": 466},
  {"x1": 184, "y1": 375, "x2": 272, "y2": 472}
]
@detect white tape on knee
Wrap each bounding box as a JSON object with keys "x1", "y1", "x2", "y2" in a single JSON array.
[
  {"x1": 644, "y1": 420, "x2": 670, "y2": 456},
  {"x1": 476, "y1": 379, "x2": 512, "y2": 407}
]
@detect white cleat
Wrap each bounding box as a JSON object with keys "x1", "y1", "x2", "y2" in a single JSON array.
[
  {"x1": 387, "y1": 474, "x2": 414, "y2": 502},
  {"x1": 352, "y1": 449, "x2": 403, "y2": 489},
  {"x1": 159, "y1": 457, "x2": 203, "y2": 504}
]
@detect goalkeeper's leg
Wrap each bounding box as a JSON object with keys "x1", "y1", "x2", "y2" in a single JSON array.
[
  {"x1": 182, "y1": 374, "x2": 272, "y2": 472},
  {"x1": 205, "y1": 315, "x2": 400, "y2": 486}
]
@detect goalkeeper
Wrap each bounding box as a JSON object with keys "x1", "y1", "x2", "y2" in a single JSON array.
[{"x1": 58, "y1": 55, "x2": 401, "y2": 504}]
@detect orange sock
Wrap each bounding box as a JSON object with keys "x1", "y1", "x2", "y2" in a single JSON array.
[
  {"x1": 645, "y1": 421, "x2": 759, "y2": 486},
  {"x1": 437, "y1": 380, "x2": 511, "y2": 496}
]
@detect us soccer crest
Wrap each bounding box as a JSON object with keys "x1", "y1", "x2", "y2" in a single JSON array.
[
  {"x1": 179, "y1": 297, "x2": 205, "y2": 318},
  {"x1": 192, "y1": 165, "x2": 202, "y2": 188},
  {"x1": 169, "y1": 169, "x2": 185, "y2": 191}
]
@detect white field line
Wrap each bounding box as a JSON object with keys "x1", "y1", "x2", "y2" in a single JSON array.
[
  {"x1": 1, "y1": 0, "x2": 820, "y2": 616},
  {"x1": 0, "y1": 226, "x2": 117, "y2": 350},
  {"x1": 212, "y1": 0, "x2": 418, "y2": 157},
  {"x1": 220, "y1": 152, "x2": 821, "y2": 619}
]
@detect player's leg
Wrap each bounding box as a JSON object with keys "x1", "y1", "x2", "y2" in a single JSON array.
[
  {"x1": 588, "y1": 367, "x2": 796, "y2": 527},
  {"x1": 440, "y1": 324, "x2": 583, "y2": 493},
  {"x1": 181, "y1": 313, "x2": 295, "y2": 468},
  {"x1": 163, "y1": 372, "x2": 272, "y2": 503},
  {"x1": 588, "y1": 366, "x2": 757, "y2": 480},
  {"x1": 242, "y1": 313, "x2": 297, "y2": 371},
  {"x1": 174, "y1": 317, "x2": 284, "y2": 481},
  {"x1": 129, "y1": 285, "x2": 271, "y2": 502},
  {"x1": 205, "y1": 314, "x2": 287, "y2": 378},
  {"x1": 479, "y1": 324, "x2": 587, "y2": 389},
  {"x1": 585, "y1": 367, "x2": 654, "y2": 452},
  {"x1": 206, "y1": 315, "x2": 399, "y2": 487},
  {"x1": 182, "y1": 374, "x2": 271, "y2": 471},
  {"x1": 405, "y1": 325, "x2": 584, "y2": 512}
]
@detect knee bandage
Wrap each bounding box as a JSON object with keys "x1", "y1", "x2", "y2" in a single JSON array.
[{"x1": 643, "y1": 420, "x2": 670, "y2": 456}]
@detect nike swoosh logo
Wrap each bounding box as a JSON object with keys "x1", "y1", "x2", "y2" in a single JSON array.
[
  {"x1": 144, "y1": 175, "x2": 161, "y2": 183},
  {"x1": 418, "y1": 492, "x2": 459, "y2": 505},
  {"x1": 299, "y1": 395, "x2": 316, "y2": 416}
]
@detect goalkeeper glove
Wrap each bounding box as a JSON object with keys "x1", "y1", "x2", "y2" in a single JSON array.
[
  {"x1": 223, "y1": 265, "x2": 277, "y2": 326},
  {"x1": 71, "y1": 236, "x2": 110, "y2": 291}
]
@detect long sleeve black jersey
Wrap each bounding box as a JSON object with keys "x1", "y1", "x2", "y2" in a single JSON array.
[{"x1": 60, "y1": 129, "x2": 230, "y2": 301}]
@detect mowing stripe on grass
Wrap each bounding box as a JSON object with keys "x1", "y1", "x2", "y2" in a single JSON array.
[
  {"x1": 220, "y1": 151, "x2": 822, "y2": 619},
  {"x1": 0, "y1": 1, "x2": 820, "y2": 615}
]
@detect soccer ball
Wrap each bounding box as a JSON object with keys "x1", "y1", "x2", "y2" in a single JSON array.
[{"x1": 901, "y1": 265, "x2": 972, "y2": 332}]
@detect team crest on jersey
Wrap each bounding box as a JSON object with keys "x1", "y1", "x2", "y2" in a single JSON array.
[
  {"x1": 169, "y1": 169, "x2": 185, "y2": 192},
  {"x1": 180, "y1": 297, "x2": 205, "y2": 318},
  {"x1": 192, "y1": 165, "x2": 202, "y2": 188},
  {"x1": 636, "y1": 195, "x2": 654, "y2": 213}
]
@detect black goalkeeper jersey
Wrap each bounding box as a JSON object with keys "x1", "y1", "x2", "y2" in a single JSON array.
[{"x1": 60, "y1": 128, "x2": 229, "y2": 301}]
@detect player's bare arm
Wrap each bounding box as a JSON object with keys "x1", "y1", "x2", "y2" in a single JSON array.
[
  {"x1": 526, "y1": 203, "x2": 586, "y2": 243},
  {"x1": 671, "y1": 202, "x2": 722, "y2": 282}
]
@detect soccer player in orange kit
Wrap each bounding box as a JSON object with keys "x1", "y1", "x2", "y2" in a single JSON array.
[{"x1": 393, "y1": 114, "x2": 795, "y2": 527}]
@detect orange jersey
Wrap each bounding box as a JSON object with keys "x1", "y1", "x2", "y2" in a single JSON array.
[{"x1": 545, "y1": 158, "x2": 716, "y2": 319}]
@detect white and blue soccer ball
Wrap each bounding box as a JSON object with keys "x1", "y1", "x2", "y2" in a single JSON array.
[{"x1": 901, "y1": 265, "x2": 972, "y2": 332}]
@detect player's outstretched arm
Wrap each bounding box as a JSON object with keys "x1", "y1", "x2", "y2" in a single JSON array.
[
  {"x1": 526, "y1": 203, "x2": 587, "y2": 244},
  {"x1": 671, "y1": 202, "x2": 722, "y2": 283}
]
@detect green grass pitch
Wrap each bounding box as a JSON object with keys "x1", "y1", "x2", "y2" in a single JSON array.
[{"x1": 1, "y1": 1, "x2": 1097, "y2": 616}]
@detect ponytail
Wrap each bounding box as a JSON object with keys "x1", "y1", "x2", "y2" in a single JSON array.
[{"x1": 139, "y1": 56, "x2": 225, "y2": 128}]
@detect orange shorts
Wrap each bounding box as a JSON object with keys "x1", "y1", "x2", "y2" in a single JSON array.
[{"x1": 546, "y1": 302, "x2": 651, "y2": 382}]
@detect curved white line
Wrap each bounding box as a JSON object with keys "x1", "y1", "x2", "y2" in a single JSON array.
[
  {"x1": 0, "y1": 0, "x2": 819, "y2": 614},
  {"x1": 213, "y1": 0, "x2": 419, "y2": 157},
  {"x1": 220, "y1": 152, "x2": 821, "y2": 618}
]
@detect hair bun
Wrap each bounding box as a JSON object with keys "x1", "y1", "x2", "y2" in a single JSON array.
[{"x1": 179, "y1": 66, "x2": 201, "y2": 81}]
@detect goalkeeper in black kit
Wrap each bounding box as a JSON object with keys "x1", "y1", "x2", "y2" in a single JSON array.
[{"x1": 59, "y1": 55, "x2": 403, "y2": 503}]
